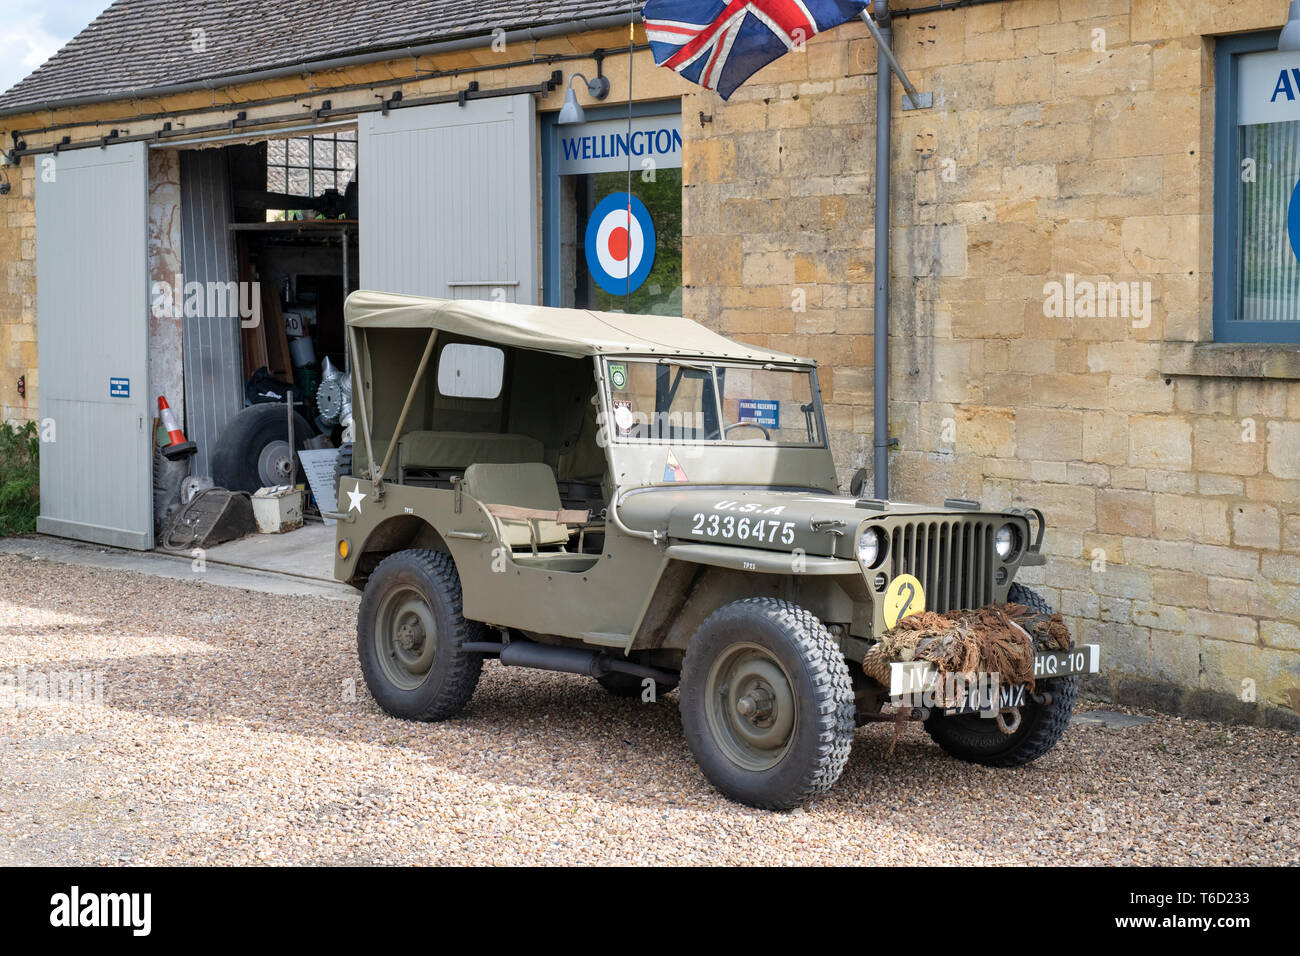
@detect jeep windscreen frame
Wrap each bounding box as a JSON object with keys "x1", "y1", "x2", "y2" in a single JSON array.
[{"x1": 601, "y1": 357, "x2": 828, "y2": 449}]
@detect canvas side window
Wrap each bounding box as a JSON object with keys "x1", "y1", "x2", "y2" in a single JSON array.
[{"x1": 437, "y1": 343, "x2": 505, "y2": 399}]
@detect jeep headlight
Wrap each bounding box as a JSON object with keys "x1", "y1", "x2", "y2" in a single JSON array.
[
  {"x1": 857, "y1": 527, "x2": 884, "y2": 568},
  {"x1": 995, "y1": 523, "x2": 1020, "y2": 560}
]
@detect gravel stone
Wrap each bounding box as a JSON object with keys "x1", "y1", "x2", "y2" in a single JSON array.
[{"x1": 1, "y1": 553, "x2": 1296, "y2": 865}]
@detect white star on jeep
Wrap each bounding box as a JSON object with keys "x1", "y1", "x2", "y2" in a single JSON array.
[{"x1": 346, "y1": 481, "x2": 367, "y2": 514}]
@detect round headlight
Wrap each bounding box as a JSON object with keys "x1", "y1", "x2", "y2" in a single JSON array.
[
  {"x1": 857, "y1": 527, "x2": 883, "y2": 567},
  {"x1": 995, "y1": 523, "x2": 1019, "y2": 560}
]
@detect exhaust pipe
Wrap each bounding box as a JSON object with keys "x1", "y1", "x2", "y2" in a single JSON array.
[{"x1": 465, "y1": 639, "x2": 679, "y2": 686}]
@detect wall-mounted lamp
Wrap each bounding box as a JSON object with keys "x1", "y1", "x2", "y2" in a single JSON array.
[
  {"x1": 1281, "y1": 0, "x2": 1300, "y2": 51},
  {"x1": 558, "y1": 72, "x2": 611, "y2": 125}
]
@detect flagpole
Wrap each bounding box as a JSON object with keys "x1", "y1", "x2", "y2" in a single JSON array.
[
  {"x1": 858, "y1": 7, "x2": 928, "y2": 110},
  {"x1": 626, "y1": 5, "x2": 635, "y2": 312}
]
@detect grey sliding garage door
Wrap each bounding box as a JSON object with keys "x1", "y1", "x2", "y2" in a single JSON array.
[
  {"x1": 35, "y1": 142, "x2": 152, "y2": 550},
  {"x1": 358, "y1": 95, "x2": 538, "y2": 303}
]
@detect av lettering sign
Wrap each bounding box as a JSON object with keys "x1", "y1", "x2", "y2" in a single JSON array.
[
  {"x1": 1238, "y1": 50, "x2": 1300, "y2": 125},
  {"x1": 557, "y1": 115, "x2": 683, "y2": 176}
]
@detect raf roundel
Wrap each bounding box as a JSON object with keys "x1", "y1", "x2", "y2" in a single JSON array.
[{"x1": 584, "y1": 192, "x2": 657, "y2": 295}]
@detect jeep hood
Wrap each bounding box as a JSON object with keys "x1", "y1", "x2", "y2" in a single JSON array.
[{"x1": 616, "y1": 486, "x2": 987, "y2": 558}]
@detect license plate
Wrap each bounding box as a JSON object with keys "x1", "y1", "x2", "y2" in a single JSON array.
[
  {"x1": 1033, "y1": 645, "x2": 1100, "y2": 679},
  {"x1": 889, "y1": 643, "x2": 1101, "y2": 698},
  {"x1": 942, "y1": 680, "x2": 1029, "y2": 716}
]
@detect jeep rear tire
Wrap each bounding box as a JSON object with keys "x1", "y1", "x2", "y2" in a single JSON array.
[
  {"x1": 922, "y1": 583, "x2": 1078, "y2": 767},
  {"x1": 357, "y1": 549, "x2": 485, "y2": 721},
  {"x1": 679, "y1": 598, "x2": 856, "y2": 810}
]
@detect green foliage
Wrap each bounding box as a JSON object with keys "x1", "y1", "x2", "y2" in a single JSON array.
[{"x1": 0, "y1": 420, "x2": 39, "y2": 537}]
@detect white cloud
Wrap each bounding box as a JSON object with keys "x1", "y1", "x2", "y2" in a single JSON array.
[{"x1": 0, "y1": 1, "x2": 113, "y2": 95}]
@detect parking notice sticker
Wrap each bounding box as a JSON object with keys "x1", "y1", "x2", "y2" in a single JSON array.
[
  {"x1": 737, "y1": 398, "x2": 779, "y2": 428},
  {"x1": 109, "y1": 377, "x2": 130, "y2": 398},
  {"x1": 883, "y1": 574, "x2": 925, "y2": 629}
]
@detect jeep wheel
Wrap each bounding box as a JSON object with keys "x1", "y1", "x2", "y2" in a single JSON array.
[
  {"x1": 922, "y1": 584, "x2": 1078, "y2": 767},
  {"x1": 594, "y1": 671, "x2": 677, "y2": 700},
  {"x1": 357, "y1": 549, "x2": 485, "y2": 721},
  {"x1": 679, "y1": 598, "x2": 855, "y2": 810}
]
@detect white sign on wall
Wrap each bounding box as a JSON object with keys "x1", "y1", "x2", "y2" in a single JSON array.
[
  {"x1": 557, "y1": 115, "x2": 683, "y2": 176},
  {"x1": 1238, "y1": 50, "x2": 1300, "y2": 125}
]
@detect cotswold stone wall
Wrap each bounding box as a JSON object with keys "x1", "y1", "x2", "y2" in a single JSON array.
[
  {"x1": 681, "y1": 0, "x2": 1300, "y2": 726},
  {"x1": 0, "y1": 157, "x2": 34, "y2": 422}
]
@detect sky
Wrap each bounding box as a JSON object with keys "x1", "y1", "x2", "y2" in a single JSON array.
[{"x1": 0, "y1": 0, "x2": 112, "y2": 94}]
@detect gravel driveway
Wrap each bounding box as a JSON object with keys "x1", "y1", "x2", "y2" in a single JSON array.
[{"x1": 1, "y1": 552, "x2": 1295, "y2": 865}]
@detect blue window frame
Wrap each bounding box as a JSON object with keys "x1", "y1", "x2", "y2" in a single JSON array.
[{"x1": 1214, "y1": 30, "x2": 1300, "y2": 343}]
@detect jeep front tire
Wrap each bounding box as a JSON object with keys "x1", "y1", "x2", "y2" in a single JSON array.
[
  {"x1": 922, "y1": 583, "x2": 1078, "y2": 766},
  {"x1": 679, "y1": 598, "x2": 856, "y2": 810},
  {"x1": 357, "y1": 549, "x2": 485, "y2": 721}
]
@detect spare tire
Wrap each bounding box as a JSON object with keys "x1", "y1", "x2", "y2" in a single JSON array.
[
  {"x1": 211, "y1": 403, "x2": 314, "y2": 493},
  {"x1": 334, "y1": 442, "x2": 353, "y2": 490}
]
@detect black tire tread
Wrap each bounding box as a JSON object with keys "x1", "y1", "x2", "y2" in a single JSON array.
[
  {"x1": 681, "y1": 597, "x2": 855, "y2": 810},
  {"x1": 334, "y1": 442, "x2": 354, "y2": 507},
  {"x1": 359, "y1": 549, "x2": 484, "y2": 721}
]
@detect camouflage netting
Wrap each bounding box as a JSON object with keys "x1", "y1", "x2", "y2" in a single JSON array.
[{"x1": 863, "y1": 603, "x2": 1072, "y2": 693}]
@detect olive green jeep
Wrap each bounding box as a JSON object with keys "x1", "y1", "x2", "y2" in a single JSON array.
[{"x1": 332, "y1": 292, "x2": 1100, "y2": 810}]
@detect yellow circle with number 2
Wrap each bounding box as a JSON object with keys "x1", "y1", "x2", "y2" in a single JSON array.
[{"x1": 883, "y1": 574, "x2": 926, "y2": 629}]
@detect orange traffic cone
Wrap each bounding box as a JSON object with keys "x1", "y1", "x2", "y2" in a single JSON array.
[{"x1": 158, "y1": 395, "x2": 197, "y2": 460}]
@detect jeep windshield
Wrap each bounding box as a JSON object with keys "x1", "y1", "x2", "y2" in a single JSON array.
[{"x1": 604, "y1": 358, "x2": 825, "y2": 447}]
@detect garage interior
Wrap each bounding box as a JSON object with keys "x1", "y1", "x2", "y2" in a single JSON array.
[{"x1": 155, "y1": 124, "x2": 362, "y2": 570}]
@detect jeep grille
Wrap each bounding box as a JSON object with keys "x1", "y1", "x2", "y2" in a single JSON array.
[{"x1": 888, "y1": 520, "x2": 996, "y2": 613}]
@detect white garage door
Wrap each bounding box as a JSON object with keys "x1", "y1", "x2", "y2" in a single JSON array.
[
  {"x1": 358, "y1": 95, "x2": 538, "y2": 303},
  {"x1": 35, "y1": 142, "x2": 152, "y2": 550}
]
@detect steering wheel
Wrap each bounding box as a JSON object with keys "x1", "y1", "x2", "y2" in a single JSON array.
[{"x1": 724, "y1": 421, "x2": 773, "y2": 440}]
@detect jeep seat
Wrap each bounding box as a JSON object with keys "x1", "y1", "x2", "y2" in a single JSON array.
[
  {"x1": 462, "y1": 462, "x2": 590, "y2": 550},
  {"x1": 400, "y1": 431, "x2": 542, "y2": 470}
]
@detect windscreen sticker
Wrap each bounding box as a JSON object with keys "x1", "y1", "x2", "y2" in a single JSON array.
[
  {"x1": 737, "y1": 398, "x2": 779, "y2": 428},
  {"x1": 613, "y1": 400, "x2": 635, "y2": 435},
  {"x1": 664, "y1": 449, "x2": 688, "y2": 482},
  {"x1": 608, "y1": 363, "x2": 628, "y2": 390}
]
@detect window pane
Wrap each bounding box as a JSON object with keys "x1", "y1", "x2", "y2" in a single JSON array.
[
  {"x1": 266, "y1": 139, "x2": 286, "y2": 163},
  {"x1": 267, "y1": 167, "x2": 286, "y2": 193},
  {"x1": 287, "y1": 167, "x2": 310, "y2": 196},
  {"x1": 314, "y1": 170, "x2": 335, "y2": 195},
  {"x1": 437, "y1": 344, "x2": 505, "y2": 399},
  {"x1": 313, "y1": 138, "x2": 334, "y2": 167},
  {"x1": 719, "y1": 367, "x2": 821, "y2": 445},
  {"x1": 611, "y1": 361, "x2": 718, "y2": 441},
  {"x1": 337, "y1": 141, "x2": 357, "y2": 178},
  {"x1": 1238, "y1": 121, "x2": 1300, "y2": 323},
  {"x1": 287, "y1": 138, "x2": 310, "y2": 165}
]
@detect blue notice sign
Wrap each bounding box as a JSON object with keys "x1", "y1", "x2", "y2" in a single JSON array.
[
  {"x1": 109, "y1": 377, "x2": 130, "y2": 398},
  {"x1": 737, "y1": 399, "x2": 779, "y2": 428}
]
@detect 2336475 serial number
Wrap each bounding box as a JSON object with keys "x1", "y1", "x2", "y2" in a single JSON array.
[{"x1": 690, "y1": 512, "x2": 797, "y2": 544}]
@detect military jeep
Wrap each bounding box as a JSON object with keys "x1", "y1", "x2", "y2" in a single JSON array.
[{"x1": 333, "y1": 292, "x2": 1100, "y2": 810}]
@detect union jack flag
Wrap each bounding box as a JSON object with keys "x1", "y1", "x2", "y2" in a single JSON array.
[{"x1": 643, "y1": 0, "x2": 870, "y2": 100}]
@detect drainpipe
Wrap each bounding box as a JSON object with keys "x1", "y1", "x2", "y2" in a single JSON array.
[{"x1": 872, "y1": 0, "x2": 893, "y2": 499}]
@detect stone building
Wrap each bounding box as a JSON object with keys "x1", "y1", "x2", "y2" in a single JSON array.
[{"x1": 0, "y1": 0, "x2": 1297, "y2": 725}]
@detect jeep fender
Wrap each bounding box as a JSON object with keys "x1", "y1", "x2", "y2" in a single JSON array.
[{"x1": 629, "y1": 552, "x2": 866, "y2": 653}]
